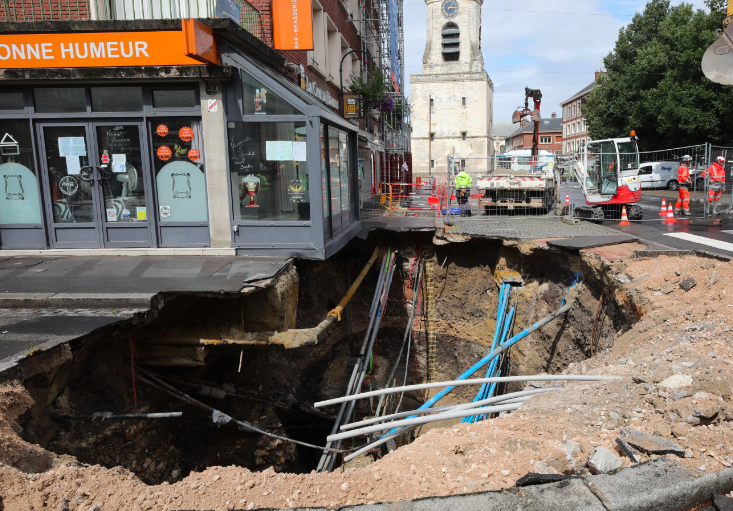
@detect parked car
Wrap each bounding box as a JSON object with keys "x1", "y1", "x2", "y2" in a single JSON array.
[{"x1": 637, "y1": 161, "x2": 703, "y2": 190}]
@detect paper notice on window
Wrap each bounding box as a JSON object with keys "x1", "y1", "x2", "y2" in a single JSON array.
[
  {"x1": 292, "y1": 142, "x2": 307, "y2": 162},
  {"x1": 59, "y1": 137, "x2": 86, "y2": 157},
  {"x1": 112, "y1": 154, "x2": 127, "y2": 173},
  {"x1": 65, "y1": 156, "x2": 81, "y2": 175},
  {"x1": 265, "y1": 140, "x2": 293, "y2": 161}
]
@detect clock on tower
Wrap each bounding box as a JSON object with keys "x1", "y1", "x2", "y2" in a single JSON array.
[{"x1": 441, "y1": 0, "x2": 459, "y2": 18}]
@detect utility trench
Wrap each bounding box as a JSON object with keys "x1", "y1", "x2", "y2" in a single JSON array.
[{"x1": 12, "y1": 234, "x2": 640, "y2": 485}]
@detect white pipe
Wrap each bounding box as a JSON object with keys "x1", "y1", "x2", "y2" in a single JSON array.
[
  {"x1": 314, "y1": 375, "x2": 616, "y2": 408},
  {"x1": 340, "y1": 386, "x2": 561, "y2": 431},
  {"x1": 327, "y1": 402, "x2": 523, "y2": 442}
]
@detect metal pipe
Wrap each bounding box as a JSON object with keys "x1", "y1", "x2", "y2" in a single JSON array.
[
  {"x1": 341, "y1": 386, "x2": 560, "y2": 430},
  {"x1": 53, "y1": 412, "x2": 183, "y2": 420},
  {"x1": 328, "y1": 256, "x2": 397, "y2": 467},
  {"x1": 407, "y1": 302, "x2": 573, "y2": 414},
  {"x1": 317, "y1": 250, "x2": 390, "y2": 471},
  {"x1": 327, "y1": 403, "x2": 523, "y2": 442},
  {"x1": 327, "y1": 246, "x2": 380, "y2": 321},
  {"x1": 314, "y1": 373, "x2": 614, "y2": 408}
]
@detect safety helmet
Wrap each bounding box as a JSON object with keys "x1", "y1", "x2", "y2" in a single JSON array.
[
  {"x1": 681, "y1": 155, "x2": 692, "y2": 161},
  {"x1": 717, "y1": 156, "x2": 726, "y2": 162}
]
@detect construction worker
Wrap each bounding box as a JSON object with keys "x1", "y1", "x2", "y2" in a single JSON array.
[
  {"x1": 674, "y1": 155, "x2": 692, "y2": 216},
  {"x1": 703, "y1": 156, "x2": 727, "y2": 215},
  {"x1": 454, "y1": 169, "x2": 473, "y2": 217}
]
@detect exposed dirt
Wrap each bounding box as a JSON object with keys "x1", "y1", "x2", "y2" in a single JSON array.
[{"x1": 1, "y1": 242, "x2": 731, "y2": 510}]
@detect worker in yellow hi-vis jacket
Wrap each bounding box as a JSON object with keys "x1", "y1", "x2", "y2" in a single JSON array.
[{"x1": 454, "y1": 170, "x2": 473, "y2": 217}]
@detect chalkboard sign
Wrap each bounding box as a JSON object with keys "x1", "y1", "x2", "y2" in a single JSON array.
[{"x1": 228, "y1": 123, "x2": 260, "y2": 173}]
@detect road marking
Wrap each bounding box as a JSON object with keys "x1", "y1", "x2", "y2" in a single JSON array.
[
  {"x1": 723, "y1": 230, "x2": 733, "y2": 235},
  {"x1": 664, "y1": 232, "x2": 733, "y2": 253}
]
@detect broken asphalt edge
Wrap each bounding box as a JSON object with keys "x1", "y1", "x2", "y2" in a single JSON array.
[{"x1": 271, "y1": 459, "x2": 733, "y2": 511}]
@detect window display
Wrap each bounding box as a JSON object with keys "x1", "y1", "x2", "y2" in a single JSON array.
[
  {"x1": 152, "y1": 119, "x2": 208, "y2": 222},
  {"x1": 228, "y1": 121, "x2": 310, "y2": 221},
  {"x1": 0, "y1": 122, "x2": 43, "y2": 224}
]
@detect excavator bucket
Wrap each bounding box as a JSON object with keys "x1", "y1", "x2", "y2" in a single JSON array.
[{"x1": 703, "y1": 23, "x2": 733, "y2": 85}]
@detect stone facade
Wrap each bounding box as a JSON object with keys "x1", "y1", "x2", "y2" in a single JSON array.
[{"x1": 410, "y1": 0, "x2": 493, "y2": 178}]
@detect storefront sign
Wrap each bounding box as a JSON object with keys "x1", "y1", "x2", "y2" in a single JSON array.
[
  {"x1": 182, "y1": 18, "x2": 219, "y2": 65},
  {"x1": 287, "y1": 178, "x2": 306, "y2": 202},
  {"x1": 343, "y1": 94, "x2": 363, "y2": 119},
  {"x1": 272, "y1": 0, "x2": 313, "y2": 50},
  {"x1": 156, "y1": 124, "x2": 169, "y2": 137},
  {"x1": 0, "y1": 31, "x2": 205, "y2": 68},
  {"x1": 188, "y1": 149, "x2": 200, "y2": 161},
  {"x1": 58, "y1": 175, "x2": 78, "y2": 196},
  {"x1": 207, "y1": 99, "x2": 219, "y2": 113},
  {"x1": 305, "y1": 78, "x2": 339, "y2": 109}
]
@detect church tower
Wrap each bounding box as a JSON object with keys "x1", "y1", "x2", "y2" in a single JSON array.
[{"x1": 410, "y1": 0, "x2": 493, "y2": 177}]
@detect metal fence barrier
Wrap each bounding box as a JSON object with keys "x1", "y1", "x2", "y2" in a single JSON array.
[{"x1": 361, "y1": 180, "x2": 447, "y2": 218}]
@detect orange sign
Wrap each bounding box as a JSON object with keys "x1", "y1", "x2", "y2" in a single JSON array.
[
  {"x1": 179, "y1": 127, "x2": 194, "y2": 142},
  {"x1": 272, "y1": 0, "x2": 314, "y2": 51},
  {"x1": 0, "y1": 31, "x2": 205, "y2": 69},
  {"x1": 188, "y1": 149, "x2": 200, "y2": 161},
  {"x1": 156, "y1": 124, "x2": 169, "y2": 137},
  {"x1": 182, "y1": 18, "x2": 219, "y2": 65},
  {"x1": 157, "y1": 146, "x2": 172, "y2": 161}
]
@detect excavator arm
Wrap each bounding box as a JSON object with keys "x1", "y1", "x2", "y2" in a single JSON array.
[{"x1": 702, "y1": 0, "x2": 733, "y2": 85}]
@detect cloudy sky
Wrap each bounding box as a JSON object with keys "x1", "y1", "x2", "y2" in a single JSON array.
[{"x1": 402, "y1": 0, "x2": 710, "y2": 121}]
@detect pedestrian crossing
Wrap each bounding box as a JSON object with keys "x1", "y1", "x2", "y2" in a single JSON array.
[{"x1": 665, "y1": 232, "x2": 733, "y2": 254}]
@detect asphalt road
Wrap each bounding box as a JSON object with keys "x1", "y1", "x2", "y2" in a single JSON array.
[{"x1": 562, "y1": 182, "x2": 733, "y2": 258}]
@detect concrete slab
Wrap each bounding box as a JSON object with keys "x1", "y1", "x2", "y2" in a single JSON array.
[
  {"x1": 362, "y1": 216, "x2": 437, "y2": 232},
  {"x1": 547, "y1": 235, "x2": 638, "y2": 252},
  {"x1": 0, "y1": 312, "x2": 133, "y2": 361},
  {"x1": 0, "y1": 256, "x2": 289, "y2": 295},
  {"x1": 445, "y1": 217, "x2": 623, "y2": 240}
]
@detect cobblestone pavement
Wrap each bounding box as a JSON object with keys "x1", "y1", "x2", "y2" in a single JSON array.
[{"x1": 445, "y1": 217, "x2": 622, "y2": 239}]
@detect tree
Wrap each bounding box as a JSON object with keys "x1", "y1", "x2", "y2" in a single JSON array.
[{"x1": 584, "y1": 0, "x2": 733, "y2": 149}]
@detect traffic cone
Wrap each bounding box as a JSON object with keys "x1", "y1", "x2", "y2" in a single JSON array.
[
  {"x1": 619, "y1": 206, "x2": 631, "y2": 225},
  {"x1": 659, "y1": 198, "x2": 667, "y2": 216},
  {"x1": 565, "y1": 193, "x2": 570, "y2": 206},
  {"x1": 665, "y1": 204, "x2": 676, "y2": 224}
]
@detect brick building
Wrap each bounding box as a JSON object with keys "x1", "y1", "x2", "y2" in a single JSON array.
[
  {"x1": 560, "y1": 75, "x2": 600, "y2": 153},
  {"x1": 505, "y1": 117, "x2": 563, "y2": 154}
]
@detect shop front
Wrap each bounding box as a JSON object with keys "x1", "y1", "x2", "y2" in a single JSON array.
[{"x1": 0, "y1": 20, "x2": 361, "y2": 259}]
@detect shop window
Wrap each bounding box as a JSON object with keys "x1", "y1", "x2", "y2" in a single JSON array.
[
  {"x1": 34, "y1": 88, "x2": 86, "y2": 113},
  {"x1": 338, "y1": 130, "x2": 349, "y2": 213},
  {"x1": 151, "y1": 119, "x2": 208, "y2": 223},
  {"x1": 152, "y1": 89, "x2": 197, "y2": 109},
  {"x1": 0, "y1": 92, "x2": 24, "y2": 111},
  {"x1": 91, "y1": 87, "x2": 144, "y2": 112},
  {"x1": 328, "y1": 127, "x2": 341, "y2": 215},
  {"x1": 321, "y1": 125, "x2": 330, "y2": 236},
  {"x1": 241, "y1": 71, "x2": 302, "y2": 116},
  {"x1": 227, "y1": 121, "x2": 310, "y2": 221},
  {"x1": 0, "y1": 122, "x2": 42, "y2": 224}
]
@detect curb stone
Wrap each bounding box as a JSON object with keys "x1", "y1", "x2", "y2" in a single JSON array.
[{"x1": 273, "y1": 460, "x2": 733, "y2": 511}]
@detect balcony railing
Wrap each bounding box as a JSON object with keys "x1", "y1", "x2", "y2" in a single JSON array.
[{"x1": 0, "y1": 0, "x2": 261, "y2": 39}]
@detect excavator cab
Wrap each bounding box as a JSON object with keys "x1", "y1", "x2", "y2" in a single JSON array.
[{"x1": 584, "y1": 138, "x2": 639, "y2": 199}]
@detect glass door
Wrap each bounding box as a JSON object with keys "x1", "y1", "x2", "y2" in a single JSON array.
[
  {"x1": 39, "y1": 124, "x2": 99, "y2": 248},
  {"x1": 38, "y1": 122, "x2": 153, "y2": 248},
  {"x1": 94, "y1": 123, "x2": 153, "y2": 247}
]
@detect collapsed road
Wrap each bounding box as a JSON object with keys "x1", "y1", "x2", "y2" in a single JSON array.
[{"x1": 0, "y1": 233, "x2": 733, "y2": 510}]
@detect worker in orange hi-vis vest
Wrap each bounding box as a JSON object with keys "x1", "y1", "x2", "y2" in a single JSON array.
[
  {"x1": 703, "y1": 155, "x2": 727, "y2": 215},
  {"x1": 674, "y1": 155, "x2": 692, "y2": 216}
]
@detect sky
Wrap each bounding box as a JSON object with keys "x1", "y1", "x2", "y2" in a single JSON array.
[{"x1": 402, "y1": 0, "x2": 710, "y2": 121}]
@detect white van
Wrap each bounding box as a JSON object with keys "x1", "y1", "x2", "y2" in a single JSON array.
[
  {"x1": 637, "y1": 161, "x2": 705, "y2": 190},
  {"x1": 637, "y1": 161, "x2": 680, "y2": 190}
]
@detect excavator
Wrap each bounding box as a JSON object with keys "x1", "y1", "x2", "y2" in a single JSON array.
[
  {"x1": 702, "y1": 0, "x2": 733, "y2": 85},
  {"x1": 566, "y1": 133, "x2": 644, "y2": 220}
]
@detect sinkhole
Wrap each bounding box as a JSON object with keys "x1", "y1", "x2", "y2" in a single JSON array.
[{"x1": 11, "y1": 235, "x2": 641, "y2": 484}]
